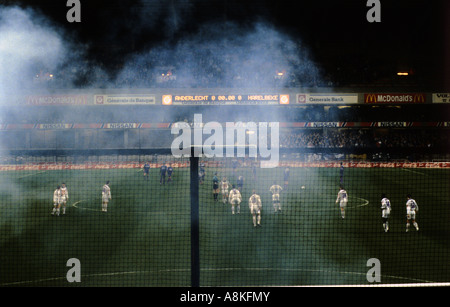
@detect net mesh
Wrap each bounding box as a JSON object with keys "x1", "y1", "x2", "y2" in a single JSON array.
[{"x1": 1, "y1": 148, "x2": 450, "y2": 286}]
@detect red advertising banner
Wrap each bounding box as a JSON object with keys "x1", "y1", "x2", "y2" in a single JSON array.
[{"x1": 1, "y1": 161, "x2": 449, "y2": 172}]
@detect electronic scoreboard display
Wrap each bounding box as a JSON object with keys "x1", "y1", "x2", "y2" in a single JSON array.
[{"x1": 162, "y1": 94, "x2": 290, "y2": 105}]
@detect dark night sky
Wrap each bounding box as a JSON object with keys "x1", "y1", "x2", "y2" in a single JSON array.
[{"x1": 2, "y1": 0, "x2": 448, "y2": 89}]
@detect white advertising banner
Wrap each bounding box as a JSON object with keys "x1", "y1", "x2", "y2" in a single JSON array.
[
  {"x1": 296, "y1": 93, "x2": 358, "y2": 104},
  {"x1": 95, "y1": 94, "x2": 156, "y2": 105},
  {"x1": 432, "y1": 93, "x2": 450, "y2": 103}
]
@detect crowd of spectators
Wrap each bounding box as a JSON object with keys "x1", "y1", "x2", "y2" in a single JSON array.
[{"x1": 280, "y1": 129, "x2": 447, "y2": 149}]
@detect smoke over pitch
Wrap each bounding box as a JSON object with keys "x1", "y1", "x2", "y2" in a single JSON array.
[
  {"x1": 115, "y1": 21, "x2": 321, "y2": 89},
  {"x1": 0, "y1": 7, "x2": 66, "y2": 99},
  {"x1": 0, "y1": 2, "x2": 322, "y2": 92}
]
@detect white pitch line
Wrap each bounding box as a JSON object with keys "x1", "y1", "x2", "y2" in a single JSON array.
[
  {"x1": 16, "y1": 171, "x2": 47, "y2": 179},
  {"x1": 299, "y1": 196, "x2": 369, "y2": 212},
  {"x1": 401, "y1": 168, "x2": 428, "y2": 176},
  {"x1": 0, "y1": 267, "x2": 441, "y2": 287},
  {"x1": 71, "y1": 200, "x2": 187, "y2": 215}
]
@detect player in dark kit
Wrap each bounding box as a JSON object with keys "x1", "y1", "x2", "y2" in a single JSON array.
[
  {"x1": 167, "y1": 163, "x2": 173, "y2": 183},
  {"x1": 237, "y1": 175, "x2": 244, "y2": 191},
  {"x1": 283, "y1": 167, "x2": 290, "y2": 189},
  {"x1": 212, "y1": 172, "x2": 219, "y2": 201},
  {"x1": 160, "y1": 163, "x2": 167, "y2": 185},
  {"x1": 232, "y1": 159, "x2": 239, "y2": 178},
  {"x1": 199, "y1": 163, "x2": 206, "y2": 184},
  {"x1": 143, "y1": 162, "x2": 150, "y2": 181}
]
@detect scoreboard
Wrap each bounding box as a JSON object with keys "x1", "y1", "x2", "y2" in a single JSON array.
[{"x1": 162, "y1": 94, "x2": 290, "y2": 105}]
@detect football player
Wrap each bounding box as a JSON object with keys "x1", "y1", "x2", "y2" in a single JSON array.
[
  {"x1": 102, "y1": 181, "x2": 111, "y2": 212},
  {"x1": 269, "y1": 182, "x2": 283, "y2": 213},
  {"x1": 167, "y1": 163, "x2": 173, "y2": 183},
  {"x1": 199, "y1": 163, "x2": 206, "y2": 184},
  {"x1": 228, "y1": 185, "x2": 242, "y2": 214},
  {"x1": 406, "y1": 194, "x2": 419, "y2": 232},
  {"x1": 237, "y1": 175, "x2": 244, "y2": 191},
  {"x1": 60, "y1": 182, "x2": 69, "y2": 215},
  {"x1": 381, "y1": 193, "x2": 391, "y2": 232},
  {"x1": 212, "y1": 172, "x2": 219, "y2": 202},
  {"x1": 160, "y1": 163, "x2": 167, "y2": 185},
  {"x1": 336, "y1": 185, "x2": 348, "y2": 219},
  {"x1": 249, "y1": 190, "x2": 262, "y2": 227},
  {"x1": 220, "y1": 176, "x2": 230, "y2": 204},
  {"x1": 283, "y1": 167, "x2": 290, "y2": 189},
  {"x1": 51, "y1": 185, "x2": 62, "y2": 216},
  {"x1": 143, "y1": 162, "x2": 150, "y2": 181},
  {"x1": 339, "y1": 162, "x2": 344, "y2": 185}
]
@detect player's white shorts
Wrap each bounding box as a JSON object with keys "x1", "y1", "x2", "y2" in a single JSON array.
[
  {"x1": 407, "y1": 210, "x2": 416, "y2": 220},
  {"x1": 102, "y1": 195, "x2": 110, "y2": 202},
  {"x1": 272, "y1": 195, "x2": 280, "y2": 202},
  {"x1": 250, "y1": 204, "x2": 261, "y2": 215},
  {"x1": 382, "y1": 208, "x2": 390, "y2": 218},
  {"x1": 230, "y1": 199, "x2": 241, "y2": 205},
  {"x1": 339, "y1": 199, "x2": 348, "y2": 208},
  {"x1": 221, "y1": 189, "x2": 228, "y2": 196}
]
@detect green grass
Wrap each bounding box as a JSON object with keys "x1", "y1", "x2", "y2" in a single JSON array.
[{"x1": 1, "y1": 165, "x2": 449, "y2": 286}]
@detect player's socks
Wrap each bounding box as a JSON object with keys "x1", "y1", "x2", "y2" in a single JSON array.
[
  {"x1": 56, "y1": 208, "x2": 60, "y2": 216},
  {"x1": 414, "y1": 222, "x2": 419, "y2": 231}
]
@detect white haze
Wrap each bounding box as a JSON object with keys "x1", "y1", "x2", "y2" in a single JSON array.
[
  {"x1": 0, "y1": 7, "x2": 67, "y2": 99},
  {"x1": 114, "y1": 21, "x2": 321, "y2": 89}
]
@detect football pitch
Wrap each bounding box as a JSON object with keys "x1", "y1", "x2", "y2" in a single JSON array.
[{"x1": 1, "y1": 165, "x2": 449, "y2": 286}]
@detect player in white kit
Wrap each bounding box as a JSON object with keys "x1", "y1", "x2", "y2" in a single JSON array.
[
  {"x1": 249, "y1": 190, "x2": 262, "y2": 227},
  {"x1": 228, "y1": 185, "x2": 242, "y2": 214},
  {"x1": 269, "y1": 182, "x2": 283, "y2": 213},
  {"x1": 51, "y1": 185, "x2": 62, "y2": 216},
  {"x1": 381, "y1": 193, "x2": 391, "y2": 232},
  {"x1": 336, "y1": 185, "x2": 348, "y2": 219},
  {"x1": 102, "y1": 181, "x2": 111, "y2": 212},
  {"x1": 406, "y1": 194, "x2": 419, "y2": 232},
  {"x1": 60, "y1": 183, "x2": 69, "y2": 215},
  {"x1": 220, "y1": 177, "x2": 229, "y2": 204}
]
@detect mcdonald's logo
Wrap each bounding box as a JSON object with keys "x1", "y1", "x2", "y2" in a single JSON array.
[
  {"x1": 413, "y1": 94, "x2": 425, "y2": 103},
  {"x1": 364, "y1": 93, "x2": 426, "y2": 103},
  {"x1": 365, "y1": 94, "x2": 377, "y2": 103}
]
